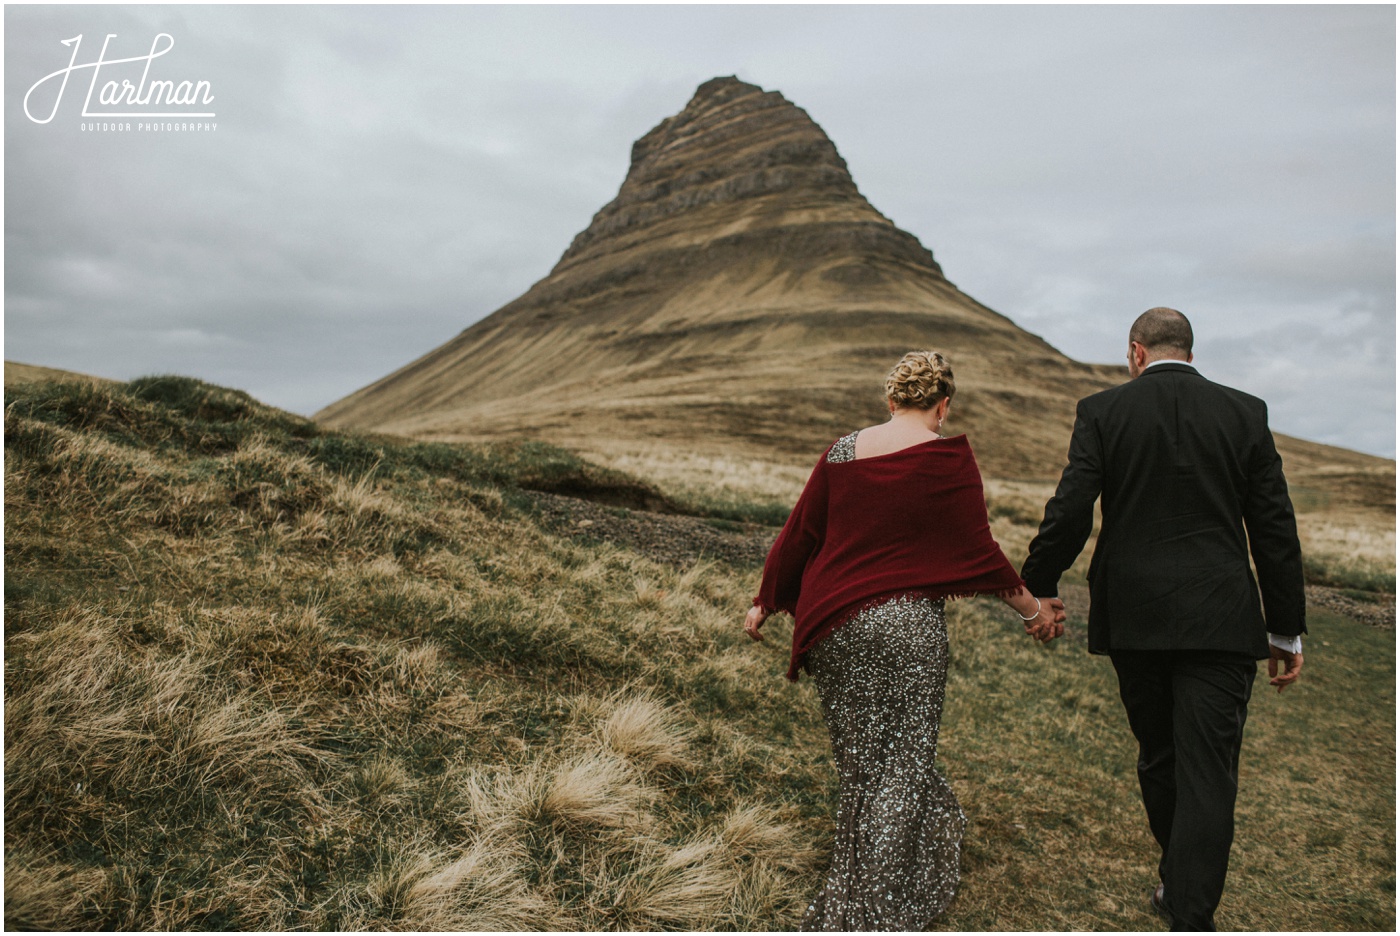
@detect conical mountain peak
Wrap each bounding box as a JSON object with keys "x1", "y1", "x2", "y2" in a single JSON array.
[{"x1": 318, "y1": 78, "x2": 1121, "y2": 475}]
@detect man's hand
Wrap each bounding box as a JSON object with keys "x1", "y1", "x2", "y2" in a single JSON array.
[
  {"x1": 1268, "y1": 644, "x2": 1303, "y2": 692},
  {"x1": 744, "y1": 605, "x2": 770, "y2": 642}
]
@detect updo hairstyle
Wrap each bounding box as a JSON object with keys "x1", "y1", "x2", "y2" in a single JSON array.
[{"x1": 885, "y1": 350, "x2": 955, "y2": 410}]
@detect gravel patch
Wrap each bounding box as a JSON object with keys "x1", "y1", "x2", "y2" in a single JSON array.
[
  {"x1": 527, "y1": 491, "x2": 774, "y2": 569},
  {"x1": 1305, "y1": 584, "x2": 1395, "y2": 630}
]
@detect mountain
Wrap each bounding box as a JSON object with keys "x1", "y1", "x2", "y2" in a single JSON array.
[
  {"x1": 315, "y1": 76, "x2": 1391, "y2": 501},
  {"x1": 315, "y1": 76, "x2": 1124, "y2": 479}
]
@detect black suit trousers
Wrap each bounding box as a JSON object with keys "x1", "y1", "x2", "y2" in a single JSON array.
[{"x1": 1110, "y1": 650, "x2": 1257, "y2": 932}]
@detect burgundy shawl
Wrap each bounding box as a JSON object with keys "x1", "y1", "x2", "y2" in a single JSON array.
[{"x1": 754, "y1": 434, "x2": 1024, "y2": 680}]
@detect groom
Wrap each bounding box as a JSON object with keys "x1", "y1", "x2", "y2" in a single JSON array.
[{"x1": 1021, "y1": 308, "x2": 1306, "y2": 931}]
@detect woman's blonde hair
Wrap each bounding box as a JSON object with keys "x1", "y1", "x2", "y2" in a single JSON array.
[{"x1": 885, "y1": 350, "x2": 955, "y2": 410}]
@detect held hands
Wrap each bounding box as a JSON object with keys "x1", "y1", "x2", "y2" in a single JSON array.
[
  {"x1": 1023, "y1": 597, "x2": 1066, "y2": 643},
  {"x1": 744, "y1": 605, "x2": 770, "y2": 642},
  {"x1": 1268, "y1": 644, "x2": 1303, "y2": 692},
  {"x1": 749, "y1": 598, "x2": 1068, "y2": 643}
]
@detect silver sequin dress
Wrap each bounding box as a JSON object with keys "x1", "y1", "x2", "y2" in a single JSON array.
[{"x1": 799, "y1": 430, "x2": 967, "y2": 931}]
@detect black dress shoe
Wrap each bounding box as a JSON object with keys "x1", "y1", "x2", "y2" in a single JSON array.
[{"x1": 1150, "y1": 883, "x2": 1168, "y2": 919}]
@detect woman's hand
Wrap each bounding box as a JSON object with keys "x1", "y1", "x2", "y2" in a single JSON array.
[{"x1": 744, "y1": 605, "x2": 770, "y2": 642}]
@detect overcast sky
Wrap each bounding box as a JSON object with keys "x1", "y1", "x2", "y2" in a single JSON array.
[{"x1": 6, "y1": 4, "x2": 1395, "y2": 457}]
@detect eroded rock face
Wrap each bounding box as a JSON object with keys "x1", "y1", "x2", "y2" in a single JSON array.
[
  {"x1": 316, "y1": 76, "x2": 1122, "y2": 474},
  {"x1": 554, "y1": 76, "x2": 940, "y2": 279}
]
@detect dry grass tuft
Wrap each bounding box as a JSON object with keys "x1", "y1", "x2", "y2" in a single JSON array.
[
  {"x1": 389, "y1": 642, "x2": 443, "y2": 694},
  {"x1": 632, "y1": 574, "x2": 667, "y2": 609},
  {"x1": 451, "y1": 766, "x2": 526, "y2": 837},
  {"x1": 3, "y1": 851, "x2": 111, "y2": 931},
  {"x1": 359, "y1": 848, "x2": 436, "y2": 924},
  {"x1": 720, "y1": 802, "x2": 800, "y2": 860},
  {"x1": 611, "y1": 833, "x2": 739, "y2": 929},
  {"x1": 537, "y1": 753, "x2": 653, "y2": 831},
  {"x1": 352, "y1": 755, "x2": 413, "y2": 802},
  {"x1": 428, "y1": 690, "x2": 483, "y2": 732},
  {"x1": 220, "y1": 432, "x2": 333, "y2": 525},
  {"x1": 601, "y1": 693, "x2": 696, "y2": 772},
  {"x1": 402, "y1": 839, "x2": 560, "y2": 931},
  {"x1": 350, "y1": 842, "x2": 556, "y2": 930}
]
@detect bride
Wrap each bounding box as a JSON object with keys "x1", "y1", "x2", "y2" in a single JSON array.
[{"x1": 744, "y1": 350, "x2": 1064, "y2": 930}]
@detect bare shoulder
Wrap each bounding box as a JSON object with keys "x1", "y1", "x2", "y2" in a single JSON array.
[{"x1": 850, "y1": 422, "x2": 942, "y2": 459}]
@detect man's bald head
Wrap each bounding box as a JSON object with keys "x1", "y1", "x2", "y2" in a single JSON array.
[{"x1": 1129, "y1": 307, "x2": 1193, "y2": 359}]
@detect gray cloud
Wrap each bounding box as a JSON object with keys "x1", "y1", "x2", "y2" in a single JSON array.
[{"x1": 5, "y1": 4, "x2": 1394, "y2": 456}]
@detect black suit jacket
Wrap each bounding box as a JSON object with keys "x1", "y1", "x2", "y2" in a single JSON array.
[{"x1": 1021, "y1": 362, "x2": 1306, "y2": 658}]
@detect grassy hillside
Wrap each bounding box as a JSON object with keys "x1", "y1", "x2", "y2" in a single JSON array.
[
  {"x1": 5, "y1": 359, "x2": 114, "y2": 388},
  {"x1": 5, "y1": 375, "x2": 1394, "y2": 930}
]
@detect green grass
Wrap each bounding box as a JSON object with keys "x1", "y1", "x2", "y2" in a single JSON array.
[{"x1": 4, "y1": 374, "x2": 1393, "y2": 931}]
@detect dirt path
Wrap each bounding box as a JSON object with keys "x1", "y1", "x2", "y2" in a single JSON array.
[{"x1": 1302, "y1": 584, "x2": 1395, "y2": 629}]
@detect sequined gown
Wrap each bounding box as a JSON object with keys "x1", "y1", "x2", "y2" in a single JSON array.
[{"x1": 799, "y1": 431, "x2": 967, "y2": 931}]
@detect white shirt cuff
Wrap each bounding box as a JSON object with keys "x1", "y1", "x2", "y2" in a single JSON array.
[{"x1": 1268, "y1": 633, "x2": 1302, "y2": 654}]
